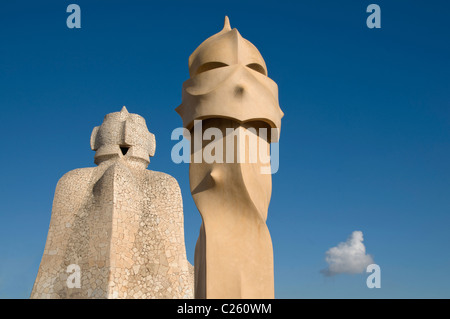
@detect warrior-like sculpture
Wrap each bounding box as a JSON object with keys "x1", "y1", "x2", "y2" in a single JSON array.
[
  {"x1": 31, "y1": 107, "x2": 193, "y2": 299},
  {"x1": 176, "y1": 17, "x2": 284, "y2": 298}
]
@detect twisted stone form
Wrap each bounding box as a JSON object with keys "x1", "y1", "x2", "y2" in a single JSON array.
[
  {"x1": 31, "y1": 107, "x2": 194, "y2": 299},
  {"x1": 176, "y1": 17, "x2": 284, "y2": 298}
]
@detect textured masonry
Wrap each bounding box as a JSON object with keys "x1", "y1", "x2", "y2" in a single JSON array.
[{"x1": 31, "y1": 107, "x2": 194, "y2": 299}]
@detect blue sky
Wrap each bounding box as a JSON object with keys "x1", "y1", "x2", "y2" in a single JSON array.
[{"x1": 0, "y1": 0, "x2": 449, "y2": 298}]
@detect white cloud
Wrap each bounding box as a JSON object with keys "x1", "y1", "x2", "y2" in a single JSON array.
[{"x1": 321, "y1": 230, "x2": 374, "y2": 276}]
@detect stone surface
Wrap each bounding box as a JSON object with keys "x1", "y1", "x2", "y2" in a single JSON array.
[
  {"x1": 31, "y1": 107, "x2": 194, "y2": 299},
  {"x1": 176, "y1": 17, "x2": 283, "y2": 298},
  {"x1": 177, "y1": 17, "x2": 283, "y2": 139}
]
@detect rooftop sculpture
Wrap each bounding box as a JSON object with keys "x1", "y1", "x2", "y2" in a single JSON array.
[
  {"x1": 177, "y1": 17, "x2": 284, "y2": 298},
  {"x1": 31, "y1": 107, "x2": 194, "y2": 299}
]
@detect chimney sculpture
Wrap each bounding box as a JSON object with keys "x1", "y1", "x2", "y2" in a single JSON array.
[
  {"x1": 176, "y1": 17, "x2": 284, "y2": 298},
  {"x1": 31, "y1": 107, "x2": 194, "y2": 299}
]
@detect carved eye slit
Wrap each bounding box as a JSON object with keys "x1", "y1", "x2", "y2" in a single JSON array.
[
  {"x1": 120, "y1": 146, "x2": 130, "y2": 155},
  {"x1": 196, "y1": 62, "x2": 228, "y2": 75},
  {"x1": 246, "y1": 63, "x2": 266, "y2": 76}
]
